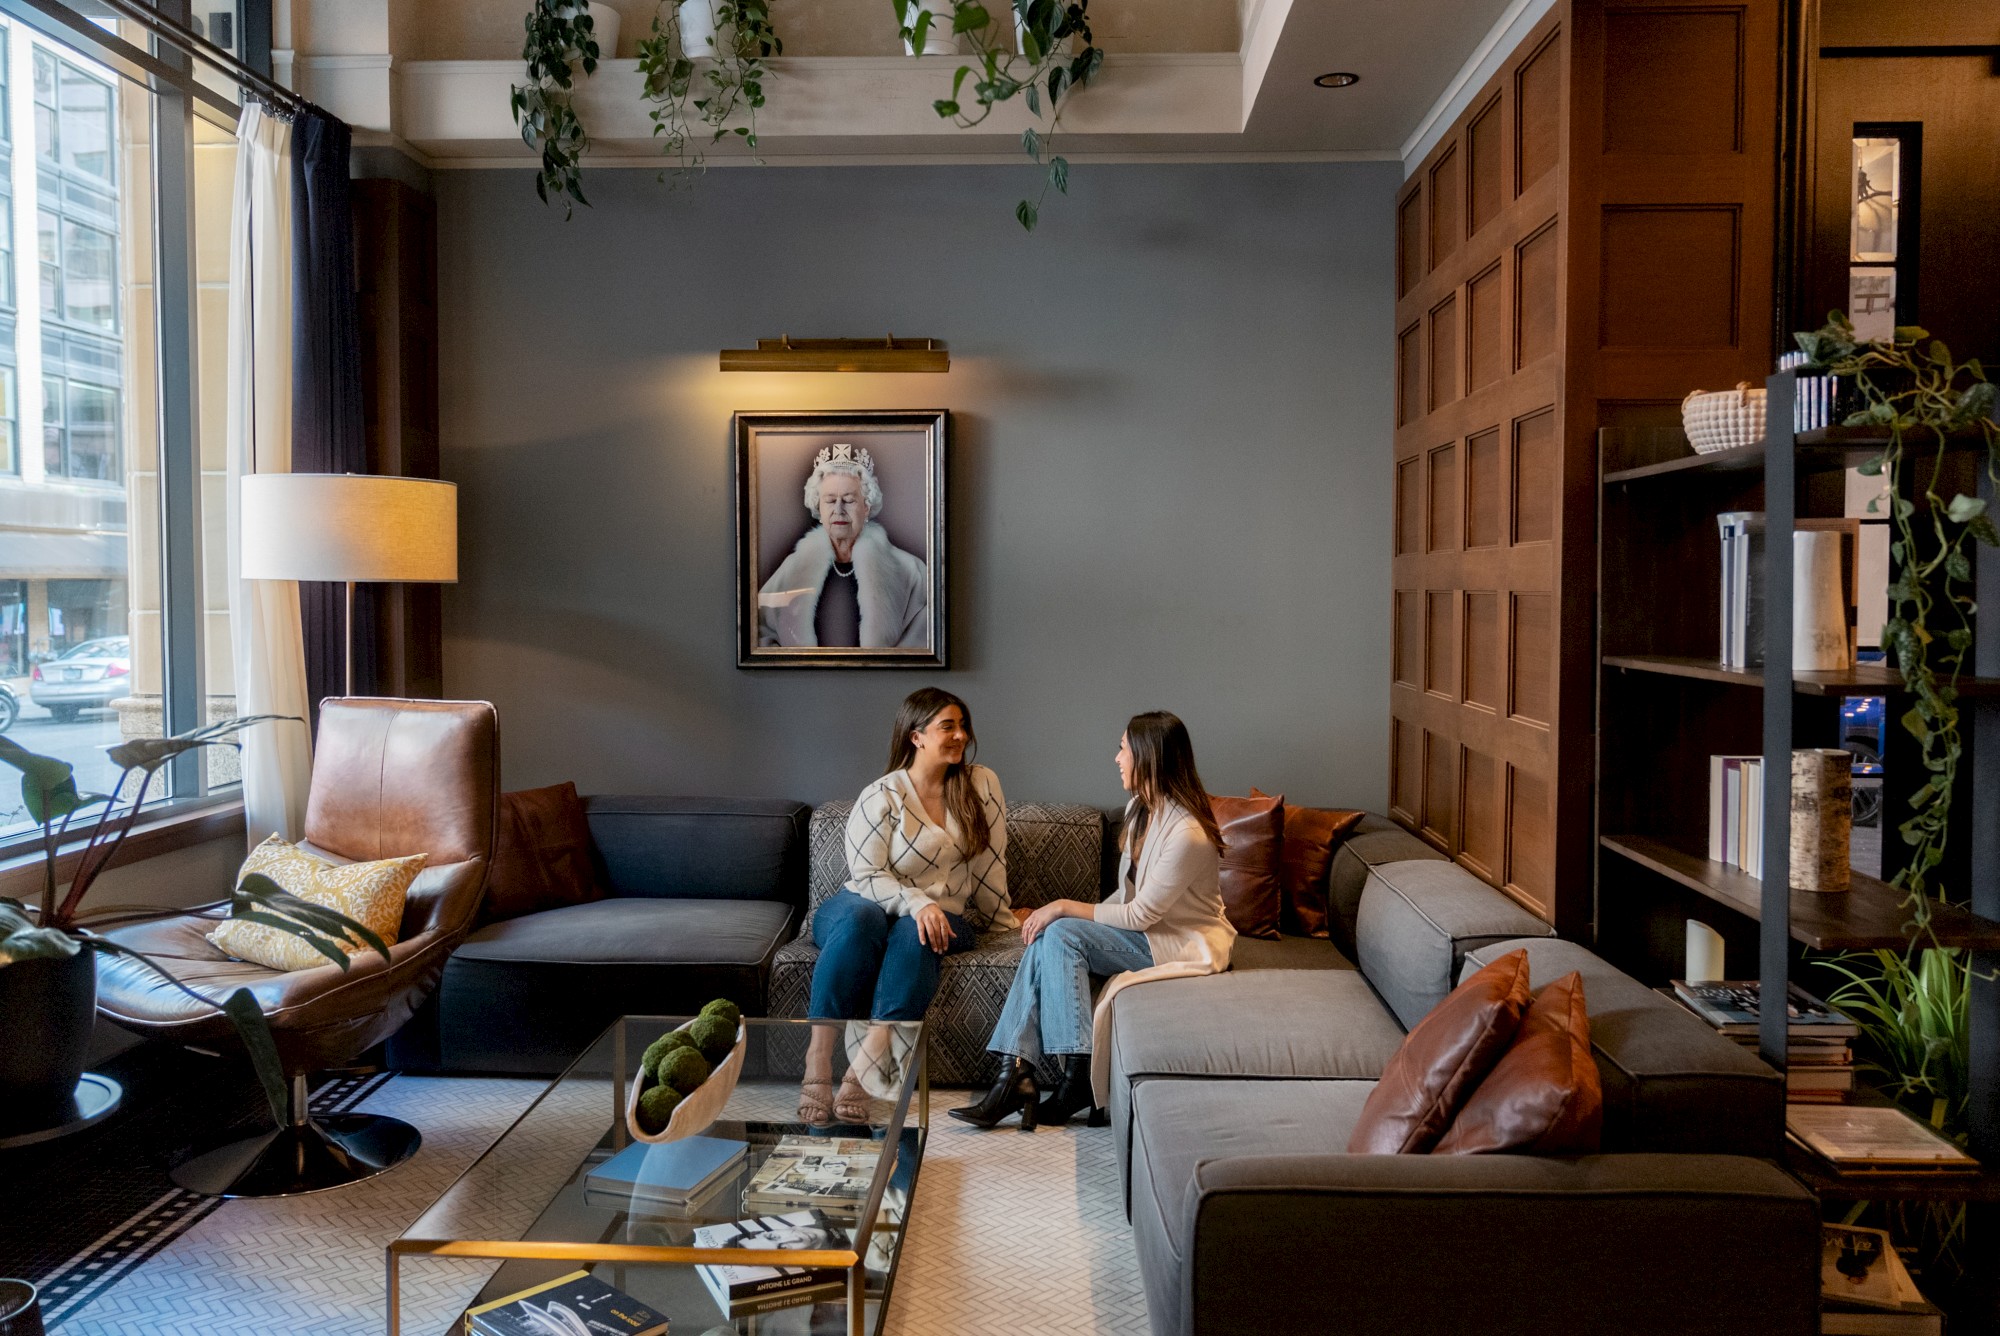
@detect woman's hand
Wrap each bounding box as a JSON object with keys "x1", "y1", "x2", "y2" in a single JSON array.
[
  {"x1": 1020, "y1": 899, "x2": 1084, "y2": 946},
  {"x1": 913, "y1": 902, "x2": 954, "y2": 954}
]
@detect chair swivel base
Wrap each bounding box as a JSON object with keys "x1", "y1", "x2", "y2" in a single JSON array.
[{"x1": 170, "y1": 1113, "x2": 421, "y2": 1198}]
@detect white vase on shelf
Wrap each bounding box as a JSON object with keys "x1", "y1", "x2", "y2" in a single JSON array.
[
  {"x1": 902, "y1": 3, "x2": 961, "y2": 55},
  {"x1": 559, "y1": 1, "x2": 621, "y2": 64},
  {"x1": 677, "y1": 0, "x2": 718, "y2": 58}
]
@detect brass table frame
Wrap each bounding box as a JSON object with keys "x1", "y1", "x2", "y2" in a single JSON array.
[{"x1": 386, "y1": 1017, "x2": 928, "y2": 1336}]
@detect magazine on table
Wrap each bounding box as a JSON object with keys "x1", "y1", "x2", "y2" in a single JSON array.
[
  {"x1": 693, "y1": 1210, "x2": 849, "y2": 1315},
  {"x1": 743, "y1": 1136, "x2": 884, "y2": 1216},
  {"x1": 1669, "y1": 980, "x2": 1859, "y2": 1037},
  {"x1": 464, "y1": 1269, "x2": 669, "y2": 1336},
  {"x1": 1787, "y1": 1105, "x2": 1981, "y2": 1173}
]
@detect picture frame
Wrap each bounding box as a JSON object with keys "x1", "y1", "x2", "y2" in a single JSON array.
[{"x1": 735, "y1": 409, "x2": 948, "y2": 669}]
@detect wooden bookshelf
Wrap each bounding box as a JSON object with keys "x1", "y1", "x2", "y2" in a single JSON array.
[
  {"x1": 1601, "y1": 653, "x2": 2000, "y2": 699},
  {"x1": 1603, "y1": 428, "x2": 1992, "y2": 487},
  {"x1": 1601, "y1": 834, "x2": 2000, "y2": 952}
]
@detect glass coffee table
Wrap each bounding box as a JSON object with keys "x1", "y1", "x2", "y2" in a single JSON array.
[{"x1": 389, "y1": 1016, "x2": 928, "y2": 1336}]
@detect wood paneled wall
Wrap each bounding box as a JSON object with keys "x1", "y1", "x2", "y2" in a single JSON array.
[{"x1": 1392, "y1": 0, "x2": 1778, "y2": 934}]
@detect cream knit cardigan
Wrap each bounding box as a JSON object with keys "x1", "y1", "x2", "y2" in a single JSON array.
[{"x1": 842, "y1": 764, "x2": 1010, "y2": 930}]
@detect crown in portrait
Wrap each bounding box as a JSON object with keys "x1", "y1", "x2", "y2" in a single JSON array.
[{"x1": 814, "y1": 442, "x2": 875, "y2": 474}]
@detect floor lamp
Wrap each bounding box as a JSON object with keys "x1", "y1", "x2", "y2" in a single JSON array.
[{"x1": 239, "y1": 474, "x2": 458, "y2": 696}]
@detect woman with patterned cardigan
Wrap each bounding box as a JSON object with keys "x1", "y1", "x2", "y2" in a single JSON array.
[{"x1": 801, "y1": 687, "x2": 1011, "y2": 1125}]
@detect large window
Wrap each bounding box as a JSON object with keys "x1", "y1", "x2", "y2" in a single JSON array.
[{"x1": 0, "y1": 9, "x2": 244, "y2": 843}]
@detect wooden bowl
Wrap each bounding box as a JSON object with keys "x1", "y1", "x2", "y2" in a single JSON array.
[{"x1": 625, "y1": 1018, "x2": 747, "y2": 1144}]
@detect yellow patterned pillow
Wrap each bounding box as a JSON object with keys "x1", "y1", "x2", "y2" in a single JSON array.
[{"x1": 208, "y1": 835, "x2": 425, "y2": 972}]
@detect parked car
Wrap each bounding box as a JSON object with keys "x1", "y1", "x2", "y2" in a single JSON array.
[
  {"x1": 30, "y1": 637, "x2": 132, "y2": 723},
  {"x1": 0, "y1": 681, "x2": 16, "y2": 733}
]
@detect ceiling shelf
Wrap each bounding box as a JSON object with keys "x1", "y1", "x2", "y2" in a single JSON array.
[{"x1": 1600, "y1": 833, "x2": 2000, "y2": 952}]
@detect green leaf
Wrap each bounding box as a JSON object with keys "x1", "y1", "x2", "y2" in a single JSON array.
[
  {"x1": 1048, "y1": 155, "x2": 1068, "y2": 193},
  {"x1": 1024, "y1": 83, "x2": 1040, "y2": 116},
  {"x1": 1857, "y1": 455, "x2": 1883, "y2": 476},
  {"x1": 933, "y1": 98, "x2": 961, "y2": 117},
  {"x1": 222, "y1": 987, "x2": 293, "y2": 1126},
  {"x1": 1903, "y1": 706, "x2": 1932, "y2": 747},
  {"x1": 1969, "y1": 514, "x2": 2000, "y2": 548},
  {"x1": 1021, "y1": 126, "x2": 1040, "y2": 160},
  {"x1": 1947, "y1": 549, "x2": 1972, "y2": 583},
  {"x1": 0, "y1": 923, "x2": 84, "y2": 966},
  {"x1": 1016, "y1": 198, "x2": 1038, "y2": 231},
  {"x1": 1946, "y1": 494, "x2": 1986, "y2": 524},
  {"x1": 952, "y1": 2, "x2": 992, "y2": 33}
]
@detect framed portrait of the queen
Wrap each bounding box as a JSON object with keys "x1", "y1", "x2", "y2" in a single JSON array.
[{"x1": 735, "y1": 410, "x2": 948, "y2": 669}]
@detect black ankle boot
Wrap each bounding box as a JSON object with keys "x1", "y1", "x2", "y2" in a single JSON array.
[
  {"x1": 1034, "y1": 1054, "x2": 1108, "y2": 1128},
  {"x1": 948, "y1": 1057, "x2": 1040, "y2": 1131}
]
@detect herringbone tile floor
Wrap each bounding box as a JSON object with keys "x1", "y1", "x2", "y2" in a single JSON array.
[{"x1": 45, "y1": 1080, "x2": 1149, "y2": 1336}]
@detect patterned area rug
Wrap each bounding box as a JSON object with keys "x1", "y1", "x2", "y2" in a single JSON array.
[{"x1": 40, "y1": 1079, "x2": 1147, "y2": 1336}]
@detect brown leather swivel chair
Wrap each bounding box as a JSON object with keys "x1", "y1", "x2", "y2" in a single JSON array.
[{"x1": 95, "y1": 698, "x2": 499, "y2": 1197}]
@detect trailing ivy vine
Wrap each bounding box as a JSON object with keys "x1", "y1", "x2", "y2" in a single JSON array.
[
  {"x1": 637, "y1": 0, "x2": 782, "y2": 176},
  {"x1": 512, "y1": 0, "x2": 603, "y2": 216},
  {"x1": 895, "y1": 0, "x2": 1104, "y2": 230}
]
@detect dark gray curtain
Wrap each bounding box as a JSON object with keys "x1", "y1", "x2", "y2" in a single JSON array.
[{"x1": 288, "y1": 107, "x2": 373, "y2": 720}]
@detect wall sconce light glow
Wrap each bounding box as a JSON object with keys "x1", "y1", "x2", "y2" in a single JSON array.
[
  {"x1": 719, "y1": 336, "x2": 949, "y2": 373},
  {"x1": 1313, "y1": 72, "x2": 1360, "y2": 88}
]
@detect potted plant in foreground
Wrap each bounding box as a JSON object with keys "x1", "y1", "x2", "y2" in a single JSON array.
[{"x1": 0, "y1": 718, "x2": 388, "y2": 1135}]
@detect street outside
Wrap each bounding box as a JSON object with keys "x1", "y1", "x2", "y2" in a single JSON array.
[{"x1": 1, "y1": 685, "x2": 137, "y2": 840}]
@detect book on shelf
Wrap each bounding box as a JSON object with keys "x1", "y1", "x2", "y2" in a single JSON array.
[
  {"x1": 1786, "y1": 1065, "x2": 1856, "y2": 1096},
  {"x1": 743, "y1": 1136, "x2": 884, "y2": 1217},
  {"x1": 1788, "y1": 1104, "x2": 1982, "y2": 1175},
  {"x1": 693, "y1": 1210, "x2": 848, "y2": 1316},
  {"x1": 1708, "y1": 756, "x2": 1764, "y2": 875},
  {"x1": 1820, "y1": 1222, "x2": 1942, "y2": 1334},
  {"x1": 1717, "y1": 511, "x2": 1766, "y2": 671},
  {"x1": 1671, "y1": 980, "x2": 1859, "y2": 1038},
  {"x1": 465, "y1": 1269, "x2": 669, "y2": 1336},
  {"x1": 585, "y1": 1135, "x2": 747, "y2": 1209}
]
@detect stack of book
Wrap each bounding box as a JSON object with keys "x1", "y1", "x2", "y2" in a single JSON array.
[
  {"x1": 1669, "y1": 979, "x2": 1857, "y2": 1102},
  {"x1": 465, "y1": 1270, "x2": 669, "y2": 1336},
  {"x1": 583, "y1": 1134, "x2": 747, "y2": 1216},
  {"x1": 1820, "y1": 1223, "x2": 1943, "y2": 1335},
  {"x1": 1708, "y1": 754, "x2": 1765, "y2": 876},
  {"x1": 1788, "y1": 1105, "x2": 1981, "y2": 1178},
  {"x1": 743, "y1": 1135, "x2": 884, "y2": 1219},
  {"x1": 693, "y1": 1209, "x2": 850, "y2": 1317}
]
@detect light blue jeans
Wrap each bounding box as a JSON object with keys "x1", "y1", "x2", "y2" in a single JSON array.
[{"x1": 987, "y1": 916, "x2": 1153, "y2": 1062}]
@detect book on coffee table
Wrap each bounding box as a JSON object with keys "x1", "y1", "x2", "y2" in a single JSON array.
[
  {"x1": 465, "y1": 1269, "x2": 668, "y2": 1336},
  {"x1": 1788, "y1": 1105, "x2": 1981, "y2": 1174},
  {"x1": 743, "y1": 1136, "x2": 883, "y2": 1217},
  {"x1": 693, "y1": 1210, "x2": 848, "y2": 1316},
  {"x1": 585, "y1": 1135, "x2": 747, "y2": 1208}
]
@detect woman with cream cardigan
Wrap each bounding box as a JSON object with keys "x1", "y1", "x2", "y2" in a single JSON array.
[{"x1": 950, "y1": 711, "x2": 1234, "y2": 1131}]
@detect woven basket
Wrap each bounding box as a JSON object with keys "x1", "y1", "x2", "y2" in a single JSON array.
[{"x1": 1681, "y1": 383, "x2": 1766, "y2": 454}]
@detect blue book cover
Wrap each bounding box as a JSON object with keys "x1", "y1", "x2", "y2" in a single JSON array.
[{"x1": 586, "y1": 1135, "x2": 748, "y2": 1203}]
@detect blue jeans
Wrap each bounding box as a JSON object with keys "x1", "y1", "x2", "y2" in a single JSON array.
[
  {"x1": 808, "y1": 891, "x2": 975, "y2": 1021},
  {"x1": 987, "y1": 916, "x2": 1153, "y2": 1062}
]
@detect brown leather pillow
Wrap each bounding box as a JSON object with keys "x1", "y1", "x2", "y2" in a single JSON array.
[
  {"x1": 1346, "y1": 949, "x2": 1533, "y2": 1154},
  {"x1": 480, "y1": 782, "x2": 606, "y2": 924},
  {"x1": 1252, "y1": 788, "x2": 1364, "y2": 939},
  {"x1": 1209, "y1": 792, "x2": 1286, "y2": 940},
  {"x1": 1434, "y1": 971, "x2": 1603, "y2": 1155}
]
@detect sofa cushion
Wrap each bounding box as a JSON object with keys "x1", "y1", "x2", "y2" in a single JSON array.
[
  {"x1": 584, "y1": 796, "x2": 808, "y2": 906},
  {"x1": 1435, "y1": 970, "x2": 1602, "y2": 1155},
  {"x1": 1131, "y1": 1078, "x2": 1375, "y2": 1336},
  {"x1": 1326, "y1": 823, "x2": 1447, "y2": 957},
  {"x1": 1228, "y1": 934, "x2": 1354, "y2": 971},
  {"x1": 1356, "y1": 860, "x2": 1555, "y2": 1030},
  {"x1": 1211, "y1": 792, "x2": 1286, "y2": 940},
  {"x1": 1463, "y1": 937, "x2": 1784, "y2": 1158},
  {"x1": 1107, "y1": 969, "x2": 1406, "y2": 1201},
  {"x1": 1254, "y1": 789, "x2": 1366, "y2": 939},
  {"x1": 482, "y1": 782, "x2": 606, "y2": 923},
  {"x1": 1347, "y1": 950, "x2": 1533, "y2": 1154},
  {"x1": 436, "y1": 897, "x2": 795, "y2": 1073}
]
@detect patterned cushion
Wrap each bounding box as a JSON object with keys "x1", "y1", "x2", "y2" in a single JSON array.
[
  {"x1": 785, "y1": 799, "x2": 1107, "y2": 1084},
  {"x1": 209, "y1": 834, "x2": 422, "y2": 972}
]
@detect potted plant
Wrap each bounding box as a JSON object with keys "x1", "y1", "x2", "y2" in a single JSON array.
[
  {"x1": 0, "y1": 718, "x2": 388, "y2": 1133},
  {"x1": 636, "y1": 0, "x2": 782, "y2": 175},
  {"x1": 895, "y1": 0, "x2": 1104, "y2": 230},
  {"x1": 511, "y1": 0, "x2": 611, "y2": 216}
]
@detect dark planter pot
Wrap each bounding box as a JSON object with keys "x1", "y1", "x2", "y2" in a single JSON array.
[
  {"x1": 0, "y1": 1279, "x2": 44, "y2": 1336},
  {"x1": 0, "y1": 948, "x2": 95, "y2": 1125}
]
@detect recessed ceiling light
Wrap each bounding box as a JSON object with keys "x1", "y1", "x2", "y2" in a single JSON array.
[{"x1": 1314, "y1": 72, "x2": 1360, "y2": 88}]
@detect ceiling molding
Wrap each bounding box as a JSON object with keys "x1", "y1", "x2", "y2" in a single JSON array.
[{"x1": 1397, "y1": 0, "x2": 1556, "y2": 174}]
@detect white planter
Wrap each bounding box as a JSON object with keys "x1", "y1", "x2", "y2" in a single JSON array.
[
  {"x1": 677, "y1": 0, "x2": 718, "y2": 59},
  {"x1": 903, "y1": 3, "x2": 962, "y2": 55},
  {"x1": 559, "y1": 2, "x2": 620, "y2": 65}
]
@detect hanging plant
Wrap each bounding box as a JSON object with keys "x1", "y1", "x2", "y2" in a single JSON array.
[
  {"x1": 637, "y1": 0, "x2": 782, "y2": 176},
  {"x1": 512, "y1": 0, "x2": 604, "y2": 216},
  {"x1": 895, "y1": 0, "x2": 1104, "y2": 231}
]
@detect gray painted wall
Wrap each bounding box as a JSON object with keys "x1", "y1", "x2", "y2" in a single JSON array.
[{"x1": 438, "y1": 161, "x2": 1397, "y2": 811}]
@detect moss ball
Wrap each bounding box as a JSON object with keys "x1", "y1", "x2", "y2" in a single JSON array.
[
  {"x1": 700, "y1": 997, "x2": 742, "y2": 1027},
  {"x1": 637, "y1": 1083, "x2": 684, "y2": 1134},
  {"x1": 688, "y1": 1012, "x2": 736, "y2": 1064},
  {"x1": 656, "y1": 1046, "x2": 710, "y2": 1095},
  {"x1": 641, "y1": 1030, "x2": 698, "y2": 1079}
]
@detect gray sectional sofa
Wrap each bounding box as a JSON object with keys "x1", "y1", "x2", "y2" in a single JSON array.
[{"x1": 1108, "y1": 820, "x2": 1821, "y2": 1336}]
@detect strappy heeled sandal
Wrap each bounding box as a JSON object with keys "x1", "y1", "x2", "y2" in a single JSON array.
[
  {"x1": 834, "y1": 1074, "x2": 872, "y2": 1125},
  {"x1": 797, "y1": 1079, "x2": 835, "y2": 1127}
]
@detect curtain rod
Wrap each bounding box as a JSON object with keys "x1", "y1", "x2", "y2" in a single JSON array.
[{"x1": 84, "y1": 0, "x2": 312, "y2": 116}]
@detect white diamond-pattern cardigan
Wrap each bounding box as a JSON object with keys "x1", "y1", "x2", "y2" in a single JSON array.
[{"x1": 843, "y1": 764, "x2": 1011, "y2": 930}]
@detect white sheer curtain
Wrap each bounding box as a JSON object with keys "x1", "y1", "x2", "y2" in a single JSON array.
[{"x1": 225, "y1": 103, "x2": 313, "y2": 844}]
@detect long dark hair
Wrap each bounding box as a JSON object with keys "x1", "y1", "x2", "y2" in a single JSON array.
[
  {"x1": 885, "y1": 687, "x2": 993, "y2": 859},
  {"x1": 1122, "y1": 711, "x2": 1225, "y2": 858}
]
